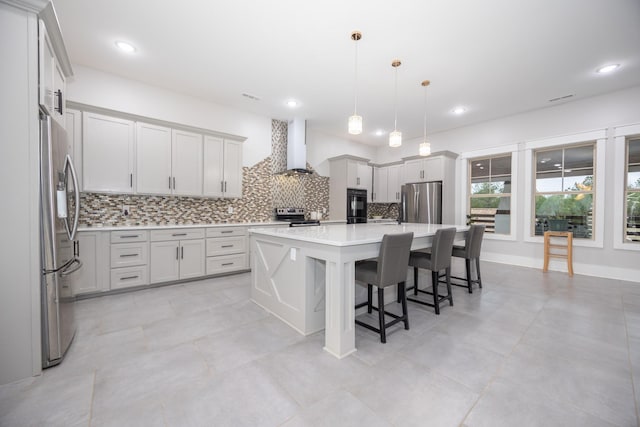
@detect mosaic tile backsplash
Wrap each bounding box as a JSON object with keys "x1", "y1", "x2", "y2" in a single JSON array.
[
  {"x1": 368, "y1": 203, "x2": 400, "y2": 219},
  {"x1": 78, "y1": 120, "x2": 330, "y2": 227}
]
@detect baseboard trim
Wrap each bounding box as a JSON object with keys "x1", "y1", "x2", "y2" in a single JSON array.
[{"x1": 481, "y1": 251, "x2": 640, "y2": 284}]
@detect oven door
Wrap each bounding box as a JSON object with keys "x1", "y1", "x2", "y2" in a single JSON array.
[{"x1": 347, "y1": 189, "x2": 367, "y2": 220}]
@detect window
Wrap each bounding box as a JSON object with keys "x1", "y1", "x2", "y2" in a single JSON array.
[
  {"x1": 534, "y1": 143, "x2": 595, "y2": 239},
  {"x1": 625, "y1": 137, "x2": 640, "y2": 243},
  {"x1": 469, "y1": 154, "x2": 512, "y2": 234}
]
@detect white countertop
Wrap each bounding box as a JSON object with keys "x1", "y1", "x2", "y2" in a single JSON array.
[
  {"x1": 78, "y1": 220, "x2": 346, "y2": 232},
  {"x1": 249, "y1": 223, "x2": 468, "y2": 247}
]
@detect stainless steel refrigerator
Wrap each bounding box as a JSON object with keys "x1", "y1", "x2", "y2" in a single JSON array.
[
  {"x1": 40, "y1": 112, "x2": 81, "y2": 368},
  {"x1": 401, "y1": 181, "x2": 442, "y2": 224}
]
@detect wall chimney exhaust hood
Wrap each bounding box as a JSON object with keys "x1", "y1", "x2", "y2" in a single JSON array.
[{"x1": 280, "y1": 119, "x2": 312, "y2": 175}]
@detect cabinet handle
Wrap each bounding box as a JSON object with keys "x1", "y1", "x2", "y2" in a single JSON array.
[
  {"x1": 172, "y1": 233, "x2": 187, "y2": 237},
  {"x1": 221, "y1": 181, "x2": 224, "y2": 192},
  {"x1": 55, "y1": 90, "x2": 63, "y2": 114},
  {"x1": 221, "y1": 230, "x2": 233, "y2": 234},
  {"x1": 221, "y1": 245, "x2": 233, "y2": 248},
  {"x1": 224, "y1": 181, "x2": 227, "y2": 192},
  {"x1": 173, "y1": 177, "x2": 176, "y2": 190},
  {"x1": 119, "y1": 253, "x2": 138, "y2": 258},
  {"x1": 181, "y1": 246, "x2": 184, "y2": 259},
  {"x1": 120, "y1": 275, "x2": 139, "y2": 281},
  {"x1": 169, "y1": 177, "x2": 172, "y2": 189},
  {"x1": 120, "y1": 235, "x2": 139, "y2": 239},
  {"x1": 176, "y1": 247, "x2": 179, "y2": 260},
  {"x1": 130, "y1": 173, "x2": 133, "y2": 187},
  {"x1": 221, "y1": 263, "x2": 234, "y2": 266}
]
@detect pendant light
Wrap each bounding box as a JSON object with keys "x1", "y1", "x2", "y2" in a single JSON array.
[
  {"x1": 348, "y1": 31, "x2": 363, "y2": 135},
  {"x1": 389, "y1": 59, "x2": 402, "y2": 147},
  {"x1": 419, "y1": 80, "x2": 431, "y2": 156}
]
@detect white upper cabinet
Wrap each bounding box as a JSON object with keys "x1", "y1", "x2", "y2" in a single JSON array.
[
  {"x1": 83, "y1": 112, "x2": 135, "y2": 193},
  {"x1": 387, "y1": 164, "x2": 402, "y2": 202},
  {"x1": 39, "y1": 21, "x2": 66, "y2": 126},
  {"x1": 223, "y1": 140, "x2": 243, "y2": 198},
  {"x1": 136, "y1": 122, "x2": 172, "y2": 195},
  {"x1": 373, "y1": 167, "x2": 387, "y2": 203},
  {"x1": 203, "y1": 136, "x2": 243, "y2": 198},
  {"x1": 344, "y1": 159, "x2": 372, "y2": 202},
  {"x1": 171, "y1": 129, "x2": 203, "y2": 196},
  {"x1": 373, "y1": 164, "x2": 402, "y2": 203},
  {"x1": 403, "y1": 157, "x2": 444, "y2": 183}
]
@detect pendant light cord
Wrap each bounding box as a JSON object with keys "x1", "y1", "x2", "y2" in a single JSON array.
[
  {"x1": 393, "y1": 66, "x2": 398, "y2": 131},
  {"x1": 353, "y1": 39, "x2": 358, "y2": 115},
  {"x1": 423, "y1": 84, "x2": 427, "y2": 140}
]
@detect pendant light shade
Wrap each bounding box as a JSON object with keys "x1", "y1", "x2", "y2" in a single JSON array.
[
  {"x1": 348, "y1": 31, "x2": 363, "y2": 135},
  {"x1": 419, "y1": 80, "x2": 431, "y2": 156},
  {"x1": 348, "y1": 115, "x2": 362, "y2": 134},
  {"x1": 389, "y1": 59, "x2": 402, "y2": 147},
  {"x1": 389, "y1": 131, "x2": 402, "y2": 148}
]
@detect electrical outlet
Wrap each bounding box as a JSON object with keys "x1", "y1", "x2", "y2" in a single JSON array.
[
  {"x1": 122, "y1": 205, "x2": 130, "y2": 216},
  {"x1": 323, "y1": 207, "x2": 327, "y2": 214},
  {"x1": 228, "y1": 206, "x2": 234, "y2": 214}
]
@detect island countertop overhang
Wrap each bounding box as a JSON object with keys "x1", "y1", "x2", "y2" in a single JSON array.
[{"x1": 248, "y1": 223, "x2": 468, "y2": 247}]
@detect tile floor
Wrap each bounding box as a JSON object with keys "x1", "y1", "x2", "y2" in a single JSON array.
[{"x1": 1, "y1": 262, "x2": 639, "y2": 427}]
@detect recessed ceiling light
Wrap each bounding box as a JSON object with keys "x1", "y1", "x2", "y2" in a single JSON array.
[
  {"x1": 596, "y1": 64, "x2": 620, "y2": 74},
  {"x1": 286, "y1": 99, "x2": 298, "y2": 108},
  {"x1": 375, "y1": 130, "x2": 384, "y2": 136},
  {"x1": 115, "y1": 41, "x2": 136, "y2": 53},
  {"x1": 452, "y1": 106, "x2": 467, "y2": 115}
]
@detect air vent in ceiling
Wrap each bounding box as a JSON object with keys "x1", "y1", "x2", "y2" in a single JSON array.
[
  {"x1": 548, "y1": 94, "x2": 574, "y2": 103},
  {"x1": 242, "y1": 93, "x2": 261, "y2": 101}
]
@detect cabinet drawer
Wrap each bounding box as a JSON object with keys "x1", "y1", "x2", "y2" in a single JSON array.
[
  {"x1": 150, "y1": 228, "x2": 205, "y2": 242},
  {"x1": 206, "y1": 237, "x2": 246, "y2": 256},
  {"x1": 111, "y1": 230, "x2": 149, "y2": 243},
  {"x1": 110, "y1": 265, "x2": 149, "y2": 289},
  {"x1": 110, "y1": 242, "x2": 148, "y2": 268},
  {"x1": 206, "y1": 254, "x2": 247, "y2": 275},
  {"x1": 206, "y1": 227, "x2": 247, "y2": 238}
]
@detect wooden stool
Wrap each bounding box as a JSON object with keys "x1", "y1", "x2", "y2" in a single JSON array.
[{"x1": 543, "y1": 231, "x2": 573, "y2": 276}]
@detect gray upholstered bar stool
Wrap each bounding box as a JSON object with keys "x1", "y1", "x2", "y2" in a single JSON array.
[
  {"x1": 354, "y1": 232, "x2": 414, "y2": 343},
  {"x1": 447, "y1": 224, "x2": 485, "y2": 293},
  {"x1": 407, "y1": 227, "x2": 457, "y2": 315}
]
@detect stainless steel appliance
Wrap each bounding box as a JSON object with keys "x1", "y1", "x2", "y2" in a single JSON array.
[
  {"x1": 40, "y1": 112, "x2": 81, "y2": 368},
  {"x1": 401, "y1": 181, "x2": 442, "y2": 224},
  {"x1": 275, "y1": 208, "x2": 320, "y2": 226},
  {"x1": 346, "y1": 188, "x2": 367, "y2": 224}
]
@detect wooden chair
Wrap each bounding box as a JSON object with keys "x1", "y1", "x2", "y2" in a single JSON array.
[{"x1": 543, "y1": 231, "x2": 573, "y2": 276}]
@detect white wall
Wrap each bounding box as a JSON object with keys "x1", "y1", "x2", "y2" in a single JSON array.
[
  {"x1": 306, "y1": 128, "x2": 378, "y2": 176},
  {"x1": 0, "y1": 3, "x2": 42, "y2": 385},
  {"x1": 377, "y1": 86, "x2": 640, "y2": 282},
  {"x1": 377, "y1": 86, "x2": 640, "y2": 163},
  {"x1": 66, "y1": 65, "x2": 272, "y2": 167}
]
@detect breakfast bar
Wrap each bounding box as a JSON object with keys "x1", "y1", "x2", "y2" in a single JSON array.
[{"x1": 249, "y1": 223, "x2": 468, "y2": 359}]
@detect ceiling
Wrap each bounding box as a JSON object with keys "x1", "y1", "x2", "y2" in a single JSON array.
[{"x1": 52, "y1": 0, "x2": 640, "y2": 146}]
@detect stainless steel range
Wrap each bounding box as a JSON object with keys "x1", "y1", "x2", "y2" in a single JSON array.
[{"x1": 275, "y1": 208, "x2": 320, "y2": 227}]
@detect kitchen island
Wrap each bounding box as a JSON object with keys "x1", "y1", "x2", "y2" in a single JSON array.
[{"x1": 249, "y1": 223, "x2": 468, "y2": 359}]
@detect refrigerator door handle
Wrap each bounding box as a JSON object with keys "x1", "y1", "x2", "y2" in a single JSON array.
[
  {"x1": 60, "y1": 258, "x2": 83, "y2": 277},
  {"x1": 63, "y1": 155, "x2": 80, "y2": 241}
]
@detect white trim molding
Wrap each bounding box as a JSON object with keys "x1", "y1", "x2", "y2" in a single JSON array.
[
  {"x1": 523, "y1": 129, "x2": 606, "y2": 248},
  {"x1": 612, "y1": 123, "x2": 640, "y2": 251},
  {"x1": 458, "y1": 144, "x2": 519, "y2": 241},
  {"x1": 481, "y1": 250, "x2": 640, "y2": 283}
]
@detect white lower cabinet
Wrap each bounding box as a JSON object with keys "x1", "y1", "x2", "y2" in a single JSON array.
[
  {"x1": 71, "y1": 231, "x2": 110, "y2": 296},
  {"x1": 205, "y1": 227, "x2": 248, "y2": 275},
  {"x1": 109, "y1": 230, "x2": 149, "y2": 290},
  {"x1": 149, "y1": 228, "x2": 205, "y2": 284}
]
